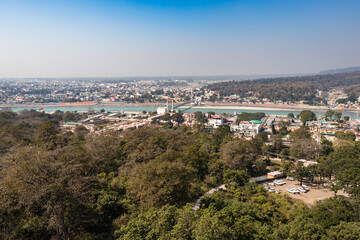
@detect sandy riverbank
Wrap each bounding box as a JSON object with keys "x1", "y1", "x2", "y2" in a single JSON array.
[
  {"x1": 0, "y1": 102, "x2": 164, "y2": 108},
  {"x1": 180, "y1": 105, "x2": 300, "y2": 111},
  {"x1": 179, "y1": 105, "x2": 324, "y2": 112},
  {"x1": 202, "y1": 102, "x2": 332, "y2": 110},
  {"x1": 184, "y1": 102, "x2": 360, "y2": 112},
  {"x1": 2, "y1": 102, "x2": 360, "y2": 112}
]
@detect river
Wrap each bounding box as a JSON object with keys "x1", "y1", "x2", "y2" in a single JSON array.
[{"x1": 3, "y1": 105, "x2": 360, "y2": 120}]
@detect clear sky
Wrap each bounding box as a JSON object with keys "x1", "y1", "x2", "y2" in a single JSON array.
[{"x1": 1, "y1": 0, "x2": 360, "y2": 77}]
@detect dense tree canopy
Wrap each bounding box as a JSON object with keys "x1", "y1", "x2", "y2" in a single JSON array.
[
  {"x1": 236, "y1": 112, "x2": 265, "y2": 123},
  {"x1": 207, "y1": 71, "x2": 360, "y2": 105},
  {"x1": 1, "y1": 109, "x2": 360, "y2": 239}
]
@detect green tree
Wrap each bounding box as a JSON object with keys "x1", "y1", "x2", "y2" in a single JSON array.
[
  {"x1": 207, "y1": 111, "x2": 216, "y2": 116},
  {"x1": 181, "y1": 143, "x2": 210, "y2": 180},
  {"x1": 290, "y1": 126, "x2": 311, "y2": 139},
  {"x1": 35, "y1": 121, "x2": 60, "y2": 149},
  {"x1": 0, "y1": 146, "x2": 97, "y2": 239},
  {"x1": 212, "y1": 125, "x2": 232, "y2": 150},
  {"x1": 334, "y1": 110, "x2": 342, "y2": 122},
  {"x1": 74, "y1": 125, "x2": 89, "y2": 137},
  {"x1": 236, "y1": 112, "x2": 265, "y2": 123},
  {"x1": 194, "y1": 111, "x2": 208, "y2": 124},
  {"x1": 290, "y1": 139, "x2": 320, "y2": 160},
  {"x1": 223, "y1": 169, "x2": 249, "y2": 187},
  {"x1": 326, "y1": 222, "x2": 360, "y2": 240},
  {"x1": 220, "y1": 139, "x2": 262, "y2": 176},
  {"x1": 256, "y1": 132, "x2": 268, "y2": 143},
  {"x1": 128, "y1": 160, "x2": 196, "y2": 209},
  {"x1": 299, "y1": 110, "x2": 316, "y2": 125},
  {"x1": 171, "y1": 111, "x2": 184, "y2": 123},
  {"x1": 271, "y1": 134, "x2": 284, "y2": 153},
  {"x1": 325, "y1": 110, "x2": 335, "y2": 120},
  {"x1": 335, "y1": 131, "x2": 356, "y2": 141},
  {"x1": 114, "y1": 205, "x2": 179, "y2": 240},
  {"x1": 294, "y1": 162, "x2": 310, "y2": 186},
  {"x1": 321, "y1": 138, "x2": 334, "y2": 156}
]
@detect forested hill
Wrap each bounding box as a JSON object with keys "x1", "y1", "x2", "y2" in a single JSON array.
[
  {"x1": 320, "y1": 66, "x2": 360, "y2": 74},
  {"x1": 207, "y1": 71, "x2": 360, "y2": 103}
]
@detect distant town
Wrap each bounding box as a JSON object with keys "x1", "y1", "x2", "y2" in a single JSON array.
[
  {"x1": 1, "y1": 71, "x2": 360, "y2": 110},
  {"x1": 59, "y1": 105, "x2": 360, "y2": 144}
]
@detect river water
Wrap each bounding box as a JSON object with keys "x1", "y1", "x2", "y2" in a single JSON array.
[{"x1": 3, "y1": 105, "x2": 360, "y2": 120}]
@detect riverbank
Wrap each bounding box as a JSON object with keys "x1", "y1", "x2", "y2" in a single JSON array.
[
  {"x1": 2, "y1": 102, "x2": 360, "y2": 114},
  {"x1": 3, "y1": 101, "x2": 358, "y2": 112},
  {"x1": 0, "y1": 102, "x2": 164, "y2": 108},
  {"x1": 201, "y1": 102, "x2": 360, "y2": 111},
  {"x1": 3, "y1": 103, "x2": 360, "y2": 119},
  {"x1": 180, "y1": 104, "x2": 360, "y2": 112},
  {"x1": 180, "y1": 105, "x2": 312, "y2": 112}
]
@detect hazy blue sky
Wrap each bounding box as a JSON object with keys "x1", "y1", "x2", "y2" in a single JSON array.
[{"x1": 1, "y1": 0, "x2": 360, "y2": 77}]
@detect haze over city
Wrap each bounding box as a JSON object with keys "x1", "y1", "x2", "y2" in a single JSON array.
[{"x1": 1, "y1": 0, "x2": 360, "y2": 78}]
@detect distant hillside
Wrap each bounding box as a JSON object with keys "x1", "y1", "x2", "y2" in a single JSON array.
[
  {"x1": 320, "y1": 66, "x2": 360, "y2": 74},
  {"x1": 207, "y1": 71, "x2": 360, "y2": 105}
]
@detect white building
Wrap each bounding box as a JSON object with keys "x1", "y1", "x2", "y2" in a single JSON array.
[
  {"x1": 157, "y1": 107, "x2": 169, "y2": 115},
  {"x1": 234, "y1": 122, "x2": 261, "y2": 138},
  {"x1": 208, "y1": 115, "x2": 225, "y2": 128}
]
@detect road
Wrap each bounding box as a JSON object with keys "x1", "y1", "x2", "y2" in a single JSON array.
[{"x1": 192, "y1": 184, "x2": 227, "y2": 211}]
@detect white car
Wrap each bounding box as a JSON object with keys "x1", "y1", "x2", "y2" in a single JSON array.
[
  {"x1": 275, "y1": 189, "x2": 281, "y2": 194},
  {"x1": 292, "y1": 188, "x2": 300, "y2": 194},
  {"x1": 268, "y1": 182, "x2": 275, "y2": 186},
  {"x1": 286, "y1": 188, "x2": 300, "y2": 194},
  {"x1": 286, "y1": 176, "x2": 294, "y2": 181},
  {"x1": 263, "y1": 184, "x2": 269, "y2": 189},
  {"x1": 274, "y1": 180, "x2": 286, "y2": 185},
  {"x1": 298, "y1": 187, "x2": 307, "y2": 193},
  {"x1": 268, "y1": 188, "x2": 275, "y2": 193}
]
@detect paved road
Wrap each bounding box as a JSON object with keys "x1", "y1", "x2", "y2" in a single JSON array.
[{"x1": 192, "y1": 184, "x2": 227, "y2": 211}]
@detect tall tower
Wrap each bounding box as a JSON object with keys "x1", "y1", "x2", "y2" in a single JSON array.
[{"x1": 171, "y1": 99, "x2": 174, "y2": 112}]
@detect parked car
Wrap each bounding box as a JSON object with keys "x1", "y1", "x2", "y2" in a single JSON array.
[
  {"x1": 298, "y1": 187, "x2": 307, "y2": 193},
  {"x1": 292, "y1": 188, "x2": 300, "y2": 194},
  {"x1": 268, "y1": 182, "x2": 275, "y2": 186},
  {"x1": 286, "y1": 176, "x2": 294, "y2": 181},
  {"x1": 302, "y1": 185, "x2": 310, "y2": 191},
  {"x1": 274, "y1": 180, "x2": 286, "y2": 185},
  {"x1": 286, "y1": 188, "x2": 300, "y2": 194},
  {"x1": 275, "y1": 189, "x2": 281, "y2": 194},
  {"x1": 268, "y1": 188, "x2": 275, "y2": 193},
  {"x1": 263, "y1": 183, "x2": 269, "y2": 189}
]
